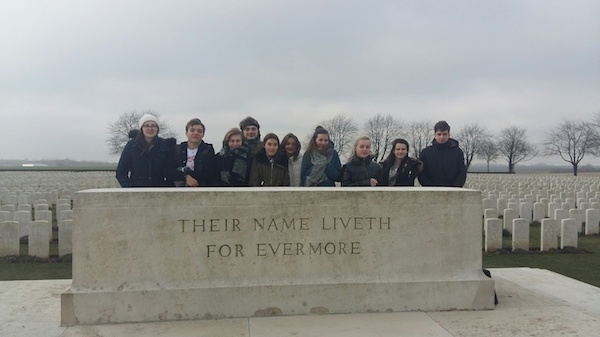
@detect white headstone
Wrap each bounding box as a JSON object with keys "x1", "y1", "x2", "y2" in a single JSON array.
[
  {"x1": 585, "y1": 208, "x2": 600, "y2": 235},
  {"x1": 503, "y1": 209, "x2": 519, "y2": 232},
  {"x1": 548, "y1": 202, "x2": 560, "y2": 218},
  {"x1": 35, "y1": 210, "x2": 53, "y2": 240},
  {"x1": 512, "y1": 218, "x2": 529, "y2": 251},
  {"x1": 520, "y1": 202, "x2": 533, "y2": 224},
  {"x1": 28, "y1": 220, "x2": 51, "y2": 258},
  {"x1": 554, "y1": 209, "x2": 569, "y2": 224},
  {"x1": 560, "y1": 219, "x2": 578, "y2": 249},
  {"x1": 15, "y1": 210, "x2": 32, "y2": 238},
  {"x1": 482, "y1": 198, "x2": 495, "y2": 212},
  {"x1": 540, "y1": 219, "x2": 559, "y2": 251},
  {"x1": 533, "y1": 202, "x2": 545, "y2": 222},
  {"x1": 569, "y1": 209, "x2": 584, "y2": 233},
  {"x1": 484, "y1": 219, "x2": 503, "y2": 252},
  {"x1": 0, "y1": 221, "x2": 20, "y2": 256},
  {"x1": 496, "y1": 198, "x2": 508, "y2": 213},
  {"x1": 58, "y1": 219, "x2": 73, "y2": 257},
  {"x1": 483, "y1": 208, "x2": 498, "y2": 219}
]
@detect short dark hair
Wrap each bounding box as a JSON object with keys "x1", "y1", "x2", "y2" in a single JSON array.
[
  {"x1": 434, "y1": 120, "x2": 450, "y2": 132},
  {"x1": 186, "y1": 118, "x2": 205, "y2": 132}
]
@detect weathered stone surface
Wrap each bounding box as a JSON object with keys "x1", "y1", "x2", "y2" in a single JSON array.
[{"x1": 61, "y1": 187, "x2": 495, "y2": 325}]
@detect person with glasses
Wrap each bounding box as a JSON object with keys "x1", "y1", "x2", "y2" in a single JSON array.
[{"x1": 116, "y1": 114, "x2": 177, "y2": 187}]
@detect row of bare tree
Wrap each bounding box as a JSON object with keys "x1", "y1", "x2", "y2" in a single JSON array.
[
  {"x1": 107, "y1": 111, "x2": 600, "y2": 175},
  {"x1": 321, "y1": 113, "x2": 600, "y2": 176}
]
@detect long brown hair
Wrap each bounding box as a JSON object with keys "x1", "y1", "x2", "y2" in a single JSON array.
[
  {"x1": 281, "y1": 133, "x2": 301, "y2": 161},
  {"x1": 305, "y1": 126, "x2": 329, "y2": 164}
]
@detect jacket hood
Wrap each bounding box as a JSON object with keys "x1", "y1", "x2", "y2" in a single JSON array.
[{"x1": 431, "y1": 138, "x2": 459, "y2": 148}]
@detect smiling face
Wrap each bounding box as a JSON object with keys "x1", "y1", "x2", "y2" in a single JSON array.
[
  {"x1": 228, "y1": 134, "x2": 242, "y2": 150},
  {"x1": 141, "y1": 122, "x2": 158, "y2": 138},
  {"x1": 243, "y1": 125, "x2": 259, "y2": 141},
  {"x1": 355, "y1": 139, "x2": 371, "y2": 158},
  {"x1": 394, "y1": 142, "x2": 408, "y2": 160},
  {"x1": 264, "y1": 138, "x2": 279, "y2": 157},
  {"x1": 285, "y1": 138, "x2": 297, "y2": 156},
  {"x1": 315, "y1": 133, "x2": 329, "y2": 151},
  {"x1": 186, "y1": 124, "x2": 204, "y2": 146}
]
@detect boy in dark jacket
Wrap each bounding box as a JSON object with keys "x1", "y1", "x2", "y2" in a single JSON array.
[
  {"x1": 173, "y1": 118, "x2": 216, "y2": 187},
  {"x1": 418, "y1": 120, "x2": 466, "y2": 187}
]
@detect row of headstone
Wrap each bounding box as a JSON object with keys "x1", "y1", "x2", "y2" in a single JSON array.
[
  {"x1": 0, "y1": 171, "x2": 115, "y2": 259},
  {"x1": 471, "y1": 174, "x2": 600, "y2": 252},
  {"x1": 0, "y1": 219, "x2": 73, "y2": 258}
]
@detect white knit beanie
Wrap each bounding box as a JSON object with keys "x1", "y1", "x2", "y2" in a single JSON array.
[{"x1": 138, "y1": 114, "x2": 159, "y2": 129}]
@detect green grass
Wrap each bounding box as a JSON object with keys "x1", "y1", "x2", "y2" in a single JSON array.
[
  {"x1": 0, "y1": 206, "x2": 72, "y2": 281},
  {"x1": 483, "y1": 222, "x2": 600, "y2": 288}
]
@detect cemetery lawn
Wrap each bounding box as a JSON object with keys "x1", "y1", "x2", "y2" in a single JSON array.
[{"x1": 483, "y1": 223, "x2": 600, "y2": 288}]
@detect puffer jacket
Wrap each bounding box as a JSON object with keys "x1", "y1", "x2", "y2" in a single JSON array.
[
  {"x1": 116, "y1": 134, "x2": 176, "y2": 187},
  {"x1": 341, "y1": 155, "x2": 382, "y2": 186},
  {"x1": 417, "y1": 138, "x2": 466, "y2": 187}
]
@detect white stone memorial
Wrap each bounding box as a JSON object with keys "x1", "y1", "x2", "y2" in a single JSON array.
[
  {"x1": 540, "y1": 219, "x2": 559, "y2": 251},
  {"x1": 58, "y1": 219, "x2": 73, "y2": 257},
  {"x1": 585, "y1": 208, "x2": 600, "y2": 235},
  {"x1": 503, "y1": 208, "x2": 518, "y2": 232},
  {"x1": 0, "y1": 221, "x2": 20, "y2": 256},
  {"x1": 28, "y1": 220, "x2": 51, "y2": 258},
  {"x1": 61, "y1": 187, "x2": 495, "y2": 326},
  {"x1": 484, "y1": 218, "x2": 502, "y2": 252},
  {"x1": 560, "y1": 219, "x2": 578, "y2": 249},
  {"x1": 512, "y1": 218, "x2": 529, "y2": 251}
]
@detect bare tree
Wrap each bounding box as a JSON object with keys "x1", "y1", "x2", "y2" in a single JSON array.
[
  {"x1": 454, "y1": 123, "x2": 486, "y2": 171},
  {"x1": 497, "y1": 126, "x2": 537, "y2": 173},
  {"x1": 405, "y1": 120, "x2": 434, "y2": 158},
  {"x1": 106, "y1": 110, "x2": 176, "y2": 156},
  {"x1": 320, "y1": 113, "x2": 358, "y2": 158},
  {"x1": 543, "y1": 120, "x2": 596, "y2": 176},
  {"x1": 477, "y1": 139, "x2": 500, "y2": 172},
  {"x1": 363, "y1": 113, "x2": 403, "y2": 162}
]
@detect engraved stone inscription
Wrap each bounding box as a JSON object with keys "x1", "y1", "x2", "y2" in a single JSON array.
[{"x1": 177, "y1": 217, "x2": 392, "y2": 258}]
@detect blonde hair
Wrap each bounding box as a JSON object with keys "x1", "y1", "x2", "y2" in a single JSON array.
[{"x1": 350, "y1": 136, "x2": 371, "y2": 158}]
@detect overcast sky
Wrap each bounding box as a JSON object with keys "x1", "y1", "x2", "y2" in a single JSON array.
[{"x1": 1, "y1": 0, "x2": 599, "y2": 165}]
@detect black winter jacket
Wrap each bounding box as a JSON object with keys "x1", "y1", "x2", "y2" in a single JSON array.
[
  {"x1": 341, "y1": 155, "x2": 382, "y2": 186},
  {"x1": 116, "y1": 135, "x2": 177, "y2": 187},
  {"x1": 417, "y1": 138, "x2": 466, "y2": 187},
  {"x1": 173, "y1": 141, "x2": 216, "y2": 186},
  {"x1": 378, "y1": 156, "x2": 422, "y2": 186}
]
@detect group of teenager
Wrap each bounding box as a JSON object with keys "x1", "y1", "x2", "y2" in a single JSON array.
[{"x1": 116, "y1": 114, "x2": 467, "y2": 189}]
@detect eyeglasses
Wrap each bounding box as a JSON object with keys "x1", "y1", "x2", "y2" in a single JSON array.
[{"x1": 143, "y1": 124, "x2": 158, "y2": 129}]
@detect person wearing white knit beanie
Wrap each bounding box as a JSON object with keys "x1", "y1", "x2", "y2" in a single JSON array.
[{"x1": 115, "y1": 113, "x2": 176, "y2": 187}]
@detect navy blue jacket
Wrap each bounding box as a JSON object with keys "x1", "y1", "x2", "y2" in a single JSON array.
[{"x1": 116, "y1": 136, "x2": 176, "y2": 187}]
